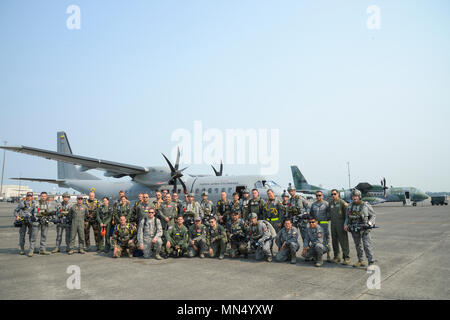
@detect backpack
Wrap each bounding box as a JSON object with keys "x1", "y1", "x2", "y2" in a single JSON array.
[
  {"x1": 362, "y1": 202, "x2": 376, "y2": 225},
  {"x1": 261, "y1": 220, "x2": 277, "y2": 237}
]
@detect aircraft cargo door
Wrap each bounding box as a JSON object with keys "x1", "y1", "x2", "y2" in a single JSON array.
[{"x1": 404, "y1": 191, "x2": 411, "y2": 206}]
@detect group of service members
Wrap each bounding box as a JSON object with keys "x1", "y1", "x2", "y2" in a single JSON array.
[{"x1": 13, "y1": 186, "x2": 376, "y2": 268}]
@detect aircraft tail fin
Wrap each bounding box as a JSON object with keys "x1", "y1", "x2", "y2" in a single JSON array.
[
  {"x1": 57, "y1": 132, "x2": 99, "y2": 180},
  {"x1": 290, "y1": 165, "x2": 321, "y2": 191}
]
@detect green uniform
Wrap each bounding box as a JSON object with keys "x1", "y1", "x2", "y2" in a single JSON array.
[
  {"x1": 264, "y1": 197, "x2": 283, "y2": 233},
  {"x1": 96, "y1": 204, "x2": 113, "y2": 252},
  {"x1": 83, "y1": 199, "x2": 100, "y2": 250},
  {"x1": 248, "y1": 197, "x2": 265, "y2": 220},
  {"x1": 227, "y1": 218, "x2": 248, "y2": 258},
  {"x1": 216, "y1": 199, "x2": 231, "y2": 226},
  {"x1": 112, "y1": 223, "x2": 137, "y2": 258},
  {"x1": 206, "y1": 224, "x2": 227, "y2": 258},
  {"x1": 240, "y1": 197, "x2": 251, "y2": 222},
  {"x1": 329, "y1": 198, "x2": 350, "y2": 260},
  {"x1": 68, "y1": 203, "x2": 88, "y2": 251},
  {"x1": 187, "y1": 223, "x2": 208, "y2": 257},
  {"x1": 166, "y1": 224, "x2": 189, "y2": 257},
  {"x1": 158, "y1": 201, "x2": 178, "y2": 230},
  {"x1": 114, "y1": 202, "x2": 132, "y2": 224}
]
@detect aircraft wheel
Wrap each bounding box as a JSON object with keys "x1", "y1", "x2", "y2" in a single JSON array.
[{"x1": 412, "y1": 202, "x2": 417, "y2": 207}]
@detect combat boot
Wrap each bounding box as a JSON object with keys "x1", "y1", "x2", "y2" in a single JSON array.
[
  {"x1": 155, "y1": 254, "x2": 163, "y2": 260},
  {"x1": 353, "y1": 260, "x2": 367, "y2": 268},
  {"x1": 315, "y1": 255, "x2": 323, "y2": 267},
  {"x1": 79, "y1": 249, "x2": 86, "y2": 254},
  {"x1": 267, "y1": 255, "x2": 273, "y2": 262},
  {"x1": 27, "y1": 251, "x2": 34, "y2": 257},
  {"x1": 40, "y1": 250, "x2": 51, "y2": 255},
  {"x1": 332, "y1": 257, "x2": 341, "y2": 263},
  {"x1": 341, "y1": 258, "x2": 351, "y2": 265},
  {"x1": 19, "y1": 249, "x2": 25, "y2": 255},
  {"x1": 219, "y1": 254, "x2": 224, "y2": 260},
  {"x1": 199, "y1": 253, "x2": 205, "y2": 258},
  {"x1": 326, "y1": 252, "x2": 332, "y2": 262},
  {"x1": 67, "y1": 250, "x2": 75, "y2": 255},
  {"x1": 51, "y1": 248, "x2": 60, "y2": 254},
  {"x1": 290, "y1": 256, "x2": 297, "y2": 264}
]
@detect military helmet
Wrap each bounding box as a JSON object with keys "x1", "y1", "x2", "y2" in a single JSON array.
[
  {"x1": 282, "y1": 191, "x2": 290, "y2": 197},
  {"x1": 287, "y1": 185, "x2": 296, "y2": 191},
  {"x1": 62, "y1": 192, "x2": 70, "y2": 198},
  {"x1": 352, "y1": 189, "x2": 362, "y2": 198},
  {"x1": 188, "y1": 193, "x2": 195, "y2": 197},
  {"x1": 243, "y1": 188, "x2": 250, "y2": 194},
  {"x1": 249, "y1": 212, "x2": 258, "y2": 219},
  {"x1": 202, "y1": 191, "x2": 208, "y2": 196}
]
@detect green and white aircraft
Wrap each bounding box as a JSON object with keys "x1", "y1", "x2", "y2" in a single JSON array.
[{"x1": 291, "y1": 165, "x2": 429, "y2": 206}]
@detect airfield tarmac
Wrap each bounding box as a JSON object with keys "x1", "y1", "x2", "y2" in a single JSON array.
[{"x1": 0, "y1": 201, "x2": 448, "y2": 300}]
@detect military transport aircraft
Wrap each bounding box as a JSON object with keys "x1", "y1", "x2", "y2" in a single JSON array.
[
  {"x1": 0, "y1": 132, "x2": 284, "y2": 202},
  {"x1": 291, "y1": 165, "x2": 429, "y2": 206}
]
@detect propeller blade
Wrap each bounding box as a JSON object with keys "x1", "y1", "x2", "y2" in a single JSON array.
[
  {"x1": 211, "y1": 165, "x2": 219, "y2": 176},
  {"x1": 178, "y1": 178, "x2": 188, "y2": 194},
  {"x1": 219, "y1": 161, "x2": 223, "y2": 176},
  {"x1": 162, "y1": 153, "x2": 176, "y2": 173},
  {"x1": 175, "y1": 147, "x2": 180, "y2": 171}
]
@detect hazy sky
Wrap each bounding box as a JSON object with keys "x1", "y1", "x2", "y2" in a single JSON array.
[{"x1": 1, "y1": 0, "x2": 449, "y2": 193}]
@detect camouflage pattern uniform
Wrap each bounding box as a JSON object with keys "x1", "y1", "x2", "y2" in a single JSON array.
[
  {"x1": 68, "y1": 203, "x2": 88, "y2": 252},
  {"x1": 275, "y1": 226, "x2": 300, "y2": 263},
  {"x1": 206, "y1": 224, "x2": 227, "y2": 258},
  {"x1": 199, "y1": 198, "x2": 214, "y2": 226},
  {"x1": 114, "y1": 202, "x2": 132, "y2": 224},
  {"x1": 96, "y1": 203, "x2": 113, "y2": 252},
  {"x1": 166, "y1": 223, "x2": 189, "y2": 257},
  {"x1": 345, "y1": 201, "x2": 375, "y2": 264},
  {"x1": 33, "y1": 199, "x2": 55, "y2": 253},
  {"x1": 216, "y1": 199, "x2": 231, "y2": 226},
  {"x1": 248, "y1": 220, "x2": 272, "y2": 260},
  {"x1": 227, "y1": 218, "x2": 248, "y2": 258},
  {"x1": 240, "y1": 194, "x2": 251, "y2": 222},
  {"x1": 183, "y1": 200, "x2": 200, "y2": 227},
  {"x1": 187, "y1": 223, "x2": 208, "y2": 257},
  {"x1": 137, "y1": 215, "x2": 163, "y2": 259},
  {"x1": 53, "y1": 199, "x2": 72, "y2": 252},
  {"x1": 329, "y1": 198, "x2": 350, "y2": 260},
  {"x1": 309, "y1": 200, "x2": 330, "y2": 253},
  {"x1": 173, "y1": 198, "x2": 184, "y2": 216},
  {"x1": 288, "y1": 194, "x2": 310, "y2": 242},
  {"x1": 14, "y1": 199, "x2": 36, "y2": 255},
  {"x1": 263, "y1": 197, "x2": 283, "y2": 233},
  {"x1": 112, "y1": 223, "x2": 137, "y2": 258},
  {"x1": 303, "y1": 225, "x2": 325, "y2": 265},
  {"x1": 248, "y1": 196, "x2": 265, "y2": 221},
  {"x1": 83, "y1": 198, "x2": 100, "y2": 250}
]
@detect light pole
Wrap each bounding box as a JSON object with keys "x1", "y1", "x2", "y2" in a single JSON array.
[{"x1": 0, "y1": 141, "x2": 6, "y2": 200}]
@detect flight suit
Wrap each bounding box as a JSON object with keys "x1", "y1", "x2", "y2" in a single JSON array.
[
  {"x1": 206, "y1": 224, "x2": 227, "y2": 258},
  {"x1": 216, "y1": 199, "x2": 231, "y2": 226},
  {"x1": 152, "y1": 199, "x2": 164, "y2": 215},
  {"x1": 166, "y1": 224, "x2": 189, "y2": 257},
  {"x1": 14, "y1": 200, "x2": 36, "y2": 254},
  {"x1": 33, "y1": 200, "x2": 54, "y2": 253},
  {"x1": 309, "y1": 200, "x2": 330, "y2": 252},
  {"x1": 114, "y1": 202, "x2": 132, "y2": 224},
  {"x1": 137, "y1": 215, "x2": 163, "y2": 259},
  {"x1": 248, "y1": 220, "x2": 272, "y2": 260},
  {"x1": 96, "y1": 204, "x2": 113, "y2": 252},
  {"x1": 289, "y1": 195, "x2": 310, "y2": 242},
  {"x1": 227, "y1": 218, "x2": 248, "y2": 258},
  {"x1": 54, "y1": 200, "x2": 72, "y2": 252},
  {"x1": 112, "y1": 223, "x2": 137, "y2": 258},
  {"x1": 248, "y1": 197, "x2": 265, "y2": 221},
  {"x1": 187, "y1": 223, "x2": 208, "y2": 257},
  {"x1": 68, "y1": 203, "x2": 88, "y2": 252},
  {"x1": 132, "y1": 200, "x2": 143, "y2": 223},
  {"x1": 173, "y1": 199, "x2": 184, "y2": 216},
  {"x1": 200, "y1": 199, "x2": 214, "y2": 225},
  {"x1": 303, "y1": 225, "x2": 325, "y2": 264},
  {"x1": 329, "y1": 198, "x2": 350, "y2": 260},
  {"x1": 157, "y1": 201, "x2": 178, "y2": 257},
  {"x1": 264, "y1": 197, "x2": 283, "y2": 233},
  {"x1": 275, "y1": 226, "x2": 300, "y2": 262},
  {"x1": 345, "y1": 201, "x2": 375, "y2": 263},
  {"x1": 84, "y1": 198, "x2": 100, "y2": 250}
]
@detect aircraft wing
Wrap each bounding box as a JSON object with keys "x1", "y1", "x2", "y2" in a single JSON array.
[
  {"x1": 1, "y1": 145, "x2": 148, "y2": 176},
  {"x1": 10, "y1": 177, "x2": 63, "y2": 184}
]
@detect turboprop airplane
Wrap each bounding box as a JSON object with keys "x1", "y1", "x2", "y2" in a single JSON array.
[
  {"x1": 291, "y1": 165, "x2": 428, "y2": 206},
  {"x1": 0, "y1": 132, "x2": 284, "y2": 202}
]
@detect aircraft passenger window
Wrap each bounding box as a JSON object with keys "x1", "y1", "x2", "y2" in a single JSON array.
[
  {"x1": 215, "y1": 188, "x2": 219, "y2": 193},
  {"x1": 221, "y1": 188, "x2": 226, "y2": 193},
  {"x1": 195, "y1": 189, "x2": 199, "y2": 194},
  {"x1": 208, "y1": 188, "x2": 212, "y2": 194},
  {"x1": 228, "y1": 188, "x2": 232, "y2": 194}
]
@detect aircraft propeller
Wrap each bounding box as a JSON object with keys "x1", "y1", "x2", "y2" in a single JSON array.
[
  {"x1": 162, "y1": 147, "x2": 188, "y2": 194},
  {"x1": 211, "y1": 161, "x2": 223, "y2": 176},
  {"x1": 381, "y1": 177, "x2": 388, "y2": 198}
]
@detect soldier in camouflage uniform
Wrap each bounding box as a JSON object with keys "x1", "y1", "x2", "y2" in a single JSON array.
[
  {"x1": 199, "y1": 191, "x2": 214, "y2": 226},
  {"x1": 68, "y1": 196, "x2": 88, "y2": 254},
  {"x1": 52, "y1": 192, "x2": 72, "y2": 253},
  {"x1": 166, "y1": 216, "x2": 189, "y2": 257},
  {"x1": 14, "y1": 192, "x2": 36, "y2": 256},
  {"x1": 97, "y1": 197, "x2": 113, "y2": 253},
  {"x1": 240, "y1": 189, "x2": 251, "y2": 222},
  {"x1": 137, "y1": 207, "x2": 163, "y2": 259},
  {"x1": 302, "y1": 217, "x2": 326, "y2": 267},
  {"x1": 216, "y1": 191, "x2": 231, "y2": 226},
  {"x1": 279, "y1": 191, "x2": 290, "y2": 226},
  {"x1": 206, "y1": 216, "x2": 227, "y2": 259},
  {"x1": 112, "y1": 215, "x2": 137, "y2": 258},
  {"x1": 263, "y1": 189, "x2": 283, "y2": 233},
  {"x1": 152, "y1": 190, "x2": 164, "y2": 214},
  {"x1": 133, "y1": 193, "x2": 144, "y2": 219},
  {"x1": 187, "y1": 216, "x2": 208, "y2": 258},
  {"x1": 227, "y1": 211, "x2": 248, "y2": 258},
  {"x1": 114, "y1": 196, "x2": 132, "y2": 225},
  {"x1": 32, "y1": 192, "x2": 54, "y2": 255},
  {"x1": 344, "y1": 189, "x2": 376, "y2": 268},
  {"x1": 248, "y1": 213, "x2": 273, "y2": 262},
  {"x1": 288, "y1": 185, "x2": 310, "y2": 244},
  {"x1": 329, "y1": 189, "x2": 350, "y2": 264},
  {"x1": 136, "y1": 194, "x2": 152, "y2": 222},
  {"x1": 309, "y1": 190, "x2": 331, "y2": 262},
  {"x1": 83, "y1": 192, "x2": 100, "y2": 251},
  {"x1": 229, "y1": 192, "x2": 242, "y2": 227},
  {"x1": 275, "y1": 218, "x2": 300, "y2": 264},
  {"x1": 248, "y1": 189, "x2": 265, "y2": 221},
  {"x1": 183, "y1": 193, "x2": 200, "y2": 228}
]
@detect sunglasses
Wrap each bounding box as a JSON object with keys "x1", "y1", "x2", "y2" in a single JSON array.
[
  {"x1": 331, "y1": 193, "x2": 337, "y2": 196},
  {"x1": 309, "y1": 221, "x2": 317, "y2": 224},
  {"x1": 316, "y1": 194, "x2": 323, "y2": 197}
]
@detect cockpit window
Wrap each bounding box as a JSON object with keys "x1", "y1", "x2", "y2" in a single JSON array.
[
  {"x1": 255, "y1": 181, "x2": 263, "y2": 189},
  {"x1": 265, "y1": 180, "x2": 282, "y2": 189}
]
